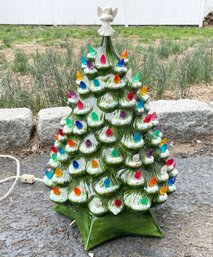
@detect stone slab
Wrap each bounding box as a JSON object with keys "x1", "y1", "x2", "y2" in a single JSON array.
[{"x1": 0, "y1": 108, "x2": 33, "y2": 149}]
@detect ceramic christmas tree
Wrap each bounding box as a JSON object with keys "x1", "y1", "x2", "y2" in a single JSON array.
[{"x1": 43, "y1": 6, "x2": 178, "y2": 251}]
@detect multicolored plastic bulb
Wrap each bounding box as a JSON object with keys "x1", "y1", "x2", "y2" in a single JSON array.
[
  {"x1": 140, "y1": 86, "x2": 147, "y2": 96},
  {"x1": 45, "y1": 170, "x2": 53, "y2": 179},
  {"x1": 137, "y1": 100, "x2": 145, "y2": 109},
  {"x1": 117, "y1": 59, "x2": 124, "y2": 67},
  {"x1": 53, "y1": 186, "x2": 61, "y2": 195},
  {"x1": 168, "y1": 177, "x2": 176, "y2": 186},
  {"x1": 133, "y1": 133, "x2": 141, "y2": 143},
  {"x1": 159, "y1": 185, "x2": 168, "y2": 195},
  {"x1": 76, "y1": 71, "x2": 83, "y2": 81},
  {"x1": 153, "y1": 129, "x2": 160, "y2": 137},
  {"x1": 51, "y1": 146, "x2": 58, "y2": 154},
  {"x1": 134, "y1": 170, "x2": 141, "y2": 179},
  {"x1": 160, "y1": 144, "x2": 167, "y2": 153},
  {"x1": 114, "y1": 74, "x2": 121, "y2": 84},
  {"x1": 74, "y1": 187, "x2": 81, "y2": 196},
  {"x1": 67, "y1": 89, "x2": 77, "y2": 99},
  {"x1": 112, "y1": 148, "x2": 119, "y2": 157},
  {"x1": 80, "y1": 81, "x2": 87, "y2": 89},
  {"x1": 75, "y1": 120, "x2": 83, "y2": 130},
  {"x1": 127, "y1": 91, "x2": 134, "y2": 101},
  {"x1": 58, "y1": 147, "x2": 65, "y2": 155},
  {"x1": 100, "y1": 54, "x2": 107, "y2": 65},
  {"x1": 51, "y1": 153, "x2": 58, "y2": 162},
  {"x1": 121, "y1": 50, "x2": 128, "y2": 59},
  {"x1": 87, "y1": 60, "x2": 94, "y2": 69},
  {"x1": 81, "y1": 56, "x2": 87, "y2": 66},
  {"x1": 93, "y1": 78, "x2": 100, "y2": 87},
  {"x1": 55, "y1": 167, "x2": 63, "y2": 177},
  {"x1": 85, "y1": 139, "x2": 92, "y2": 147},
  {"x1": 141, "y1": 197, "x2": 148, "y2": 205},
  {"x1": 91, "y1": 112, "x2": 99, "y2": 121},
  {"x1": 66, "y1": 117, "x2": 73, "y2": 127},
  {"x1": 88, "y1": 45, "x2": 97, "y2": 56},
  {"x1": 91, "y1": 160, "x2": 99, "y2": 169},
  {"x1": 134, "y1": 73, "x2": 141, "y2": 82},
  {"x1": 58, "y1": 128, "x2": 65, "y2": 136},
  {"x1": 120, "y1": 110, "x2": 126, "y2": 119},
  {"x1": 144, "y1": 114, "x2": 152, "y2": 123},
  {"x1": 147, "y1": 149, "x2": 153, "y2": 158},
  {"x1": 106, "y1": 128, "x2": 112, "y2": 137},
  {"x1": 68, "y1": 139, "x2": 75, "y2": 147},
  {"x1": 73, "y1": 160, "x2": 79, "y2": 169},
  {"x1": 149, "y1": 177, "x2": 157, "y2": 187},
  {"x1": 104, "y1": 178, "x2": 110, "y2": 188},
  {"x1": 114, "y1": 199, "x2": 121, "y2": 207},
  {"x1": 77, "y1": 100, "x2": 84, "y2": 110}
]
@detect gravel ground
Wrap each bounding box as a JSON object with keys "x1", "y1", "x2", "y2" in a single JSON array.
[{"x1": 0, "y1": 155, "x2": 213, "y2": 257}]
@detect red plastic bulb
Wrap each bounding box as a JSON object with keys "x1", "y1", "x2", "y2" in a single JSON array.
[
  {"x1": 151, "y1": 112, "x2": 157, "y2": 120},
  {"x1": 105, "y1": 128, "x2": 113, "y2": 137},
  {"x1": 144, "y1": 114, "x2": 152, "y2": 123},
  {"x1": 77, "y1": 100, "x2": 84, "y2": 110},
  {"x1": 58, "y1": 128, "x2": 65, "y2": 136},
  {"x1": 100, "y1": 54, "x2": 107, "y2": 65},
  {"x1": 134, "y1": 170, "x2": 141, "y2": 179},
  {"x1": 127, "y1": 91, "x2": 134, "y2": 101},
  {"x1": 51, "y1": 146, "x2": 58, "y2": 154},
  {"x1": 114, "y1": 199, "x2": 121, "y2": 207}
]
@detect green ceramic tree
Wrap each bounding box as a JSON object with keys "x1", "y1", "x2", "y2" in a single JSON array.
[{"x1": 43, "y1": 6, "x2": 178, "y2": 250}]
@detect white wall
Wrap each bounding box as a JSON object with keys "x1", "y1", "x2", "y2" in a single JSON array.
[
  {"x1": 204, "y1": 0, "x2": 213, "y2": 17},
  {"x1": 0, "y1": 0, "x2": 206, "y2": 26}
]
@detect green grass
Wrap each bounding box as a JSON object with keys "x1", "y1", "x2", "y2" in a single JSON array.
[
  {"x1": 0, "y1": 25, "x2": 213, "y2": 46},
  {"x1": 0, "y1": 25, "x2": 213, "y2": 112}
]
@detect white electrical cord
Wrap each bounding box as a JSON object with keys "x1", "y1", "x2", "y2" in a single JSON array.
[{"x1": 0, "y1": 154, "x2": 43, "y2": 202}]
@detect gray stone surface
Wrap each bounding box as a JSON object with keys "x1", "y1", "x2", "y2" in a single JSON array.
[
  {"x1": 0, "y1": 108, "x2": 33, "y2": 150},
  {"x1": 150, "y1": 99, "x2": 213, "y2": 141},
  {"x1": 0, "y1": 155, "x2": 213, "y2": 257},
  {"x1": 38, "y1": 107, "x2": 71, "y2": 145}
]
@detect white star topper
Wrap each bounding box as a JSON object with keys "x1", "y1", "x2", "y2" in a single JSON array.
[{"x1": 97, "y1": 6, "x2": 118, "y2": 36}]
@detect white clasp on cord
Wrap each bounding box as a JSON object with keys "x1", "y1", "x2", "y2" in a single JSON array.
[{"x1": 0, "y1": 154, "x2": 43, "y2": 202}]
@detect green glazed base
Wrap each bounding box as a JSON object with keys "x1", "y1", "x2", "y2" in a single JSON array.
[{"x1": 54, "y1": 204, "x2": 164, "y2": 251}]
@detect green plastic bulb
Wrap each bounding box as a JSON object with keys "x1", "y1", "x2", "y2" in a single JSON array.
[
  {"x1": 141, "y1": 197, "x2": 148, "y2": 205},
  {"x1": 112, "y1": 148, "x2": 119, "y2": 157},
  {"x1": 91, "y1": 112, "x2": 99, "y2": 121},
  {"x1": 133, "y1": 73, "x2": 141, "y2": 82},
  {"x1": 66, "y1": 117, "x2": 73, "y2": 127},
  {"x1": 88, "y1": 45, "x2": 97, "y2": 56}
]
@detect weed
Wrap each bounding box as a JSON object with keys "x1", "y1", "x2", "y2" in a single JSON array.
[{"x1": 12, "y1": 50, "x2": 30, "y2": 74}]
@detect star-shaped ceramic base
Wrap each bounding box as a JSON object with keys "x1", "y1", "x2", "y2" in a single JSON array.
[{"x1": 54, "y1": 204, "x2": 164, "y2": 251}]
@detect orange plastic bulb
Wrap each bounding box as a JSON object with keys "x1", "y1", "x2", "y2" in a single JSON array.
[
  {"x1": 149, "y1": 177, "x2": 157, "y2": 187},
  {"x1": 91, "y1": 159, "x2": 99, "y2": 168},
  {"x1": 140, "y1": 86, "x2": 148, "y2": 96},
  {"x1": 160, "y1": 138, "x2": 168, "y2": 146},
  {"x1": 54, "y1": 134, "x2": 59, "y2": 141},
  {"x1": 74, "y1": 187, "x2": 81, "y2": 196},
  {"x1": 76, "y1": 71, "x2": 83, "y2": 81},
  {"x1": 53, "y1": 186, "x2": 61, "y2": 195},
  {"x1": 121, "y1": 50, "x2": 128, "y2": 59},
  {"x1": 68, "y1": 139, "x2": 75, "y2": 147},
  {"x1": 114, "y1": 74, "x2": 121, "y2": 84},
  {"x1": 159, "y1": 185, "x2": 168, "y2": 195},
  {"x1": 55, "y1": 168, "x2": 63, "y2": 177}
]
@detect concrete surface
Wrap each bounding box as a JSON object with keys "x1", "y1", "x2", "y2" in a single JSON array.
[
  {"x1": 0, "y1": 155, "x2": 213, "y2": 257},
  {"x1": 0, "y1": 108, "x2": 33, "y2": 150},
  {"x1": 38, "y1": 107, "x2": 71, "y2": 145},
  {"x1": 150, "y1": 99, "x2": 213, "y2": 141}
]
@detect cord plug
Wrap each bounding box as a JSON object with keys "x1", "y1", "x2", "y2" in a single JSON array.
[{"x1": 21, "y1": 174, "x2": 35, "y2": 184}]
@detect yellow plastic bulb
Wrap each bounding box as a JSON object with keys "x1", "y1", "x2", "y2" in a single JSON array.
[
  {"x1": 140, "y1": 86, "x2": 147, "y2": 96},
  {"x1": 160, "y1": 138, "x2": 168, "y2": 146},
  {"x1": 159, "y1": 185, "x2": 168, "y2": 195},
  {"x1": 76, "y1": 71, "x2": 83, "y2": 81}
]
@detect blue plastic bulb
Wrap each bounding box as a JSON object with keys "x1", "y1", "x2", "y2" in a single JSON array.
[
  {"x1": 133, "y1": 133, "x2": 141, "y2": 143},
  {"x1": 93, "y1": 78, "x2": 100, "y2": 87},
  {"x1": 75, "y1": 120, "x2": 83, "y2": 130},
  {"x1": 137, "y1": 100, "x2": 145, "y2": 109},
  {"x1": 160, "y1": 144, "x2": 167, "y2": 153},
  {"x1": 104, "y1": 178, "x2": 110, "y2": 188},
  {"x1": 117, "y1": 59, "x2": 124, "y2": 67},
  {"x1": 58, "y1": 147, "x2": 65, "y2": 155},
  {"x1": 168, "y1": 177, "x2": 176, "y2": 186},
  {"x1": 73, "y1": 160, "x2": 79, "y2": 169},
  {"x1": 81, "y1": 56, "x2": 87, "y2": 66},
  {"x1": 80, "y1": 81, "x2": 87, "y2": 89},
  {"x1": 45, "y1": 170, "x2": 53, "y2": 179}
]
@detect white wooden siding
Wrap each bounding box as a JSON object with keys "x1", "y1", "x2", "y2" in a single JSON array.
[{"x1": 0, "y1": 0, "x2": 206, "y2": 26}]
